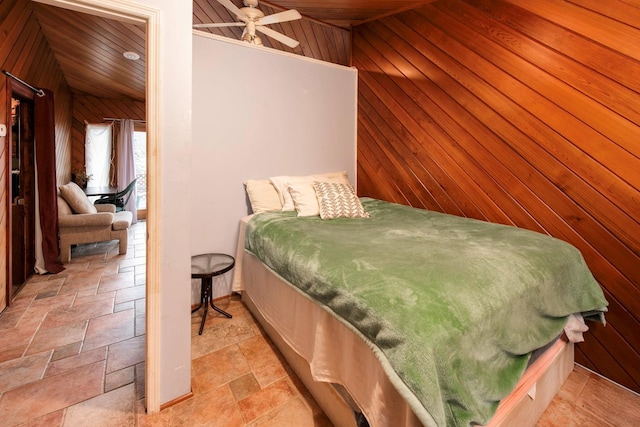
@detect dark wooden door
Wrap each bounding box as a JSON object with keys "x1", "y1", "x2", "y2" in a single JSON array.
[{"x1": 9, "y1": 95, "x2": 36, "y2": 300}]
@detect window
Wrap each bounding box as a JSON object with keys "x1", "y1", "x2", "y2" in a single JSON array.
[{"x1": 85, "y1": 124, "x2": 113, "y2": 187}]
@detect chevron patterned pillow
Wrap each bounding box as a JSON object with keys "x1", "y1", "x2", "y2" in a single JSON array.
[{"x1": 313, "y1": 181, "x2": 370, "y2": 220}]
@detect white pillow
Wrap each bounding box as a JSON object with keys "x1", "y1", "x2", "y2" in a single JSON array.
[
  {"x1": 244, "y1": 179, "x2": 282, "y2": 213},
  {"x1": 270, "y1": 171, "x2": 349, "y2": 212},
  {"x1": 59, "y1": 182, "x2": 97, "y2": 214},
  {"x1": 288, "y1": 183, "x2": 321, "y2": 217}
]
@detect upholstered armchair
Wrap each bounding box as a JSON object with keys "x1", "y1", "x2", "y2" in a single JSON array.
[{"x1": 57, "y1": 182, "x2": 132, "y2": 263}]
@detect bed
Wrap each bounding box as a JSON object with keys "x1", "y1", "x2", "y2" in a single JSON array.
[{"x1": 233, "y1": 178, "x2": 607, "y2": 427}]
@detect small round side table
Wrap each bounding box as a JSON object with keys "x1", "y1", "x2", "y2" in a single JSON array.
[{"x1": 191, "y1": 253, "x2": 235, "y2": 335}]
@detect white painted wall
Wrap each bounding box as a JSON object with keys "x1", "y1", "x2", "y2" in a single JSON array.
[
  {"x1": 133, "y1": 0, "x2": 193, "y2": 406},
  {"x1": 190, "y1": 32, "x2": 358, "y2": 299}
]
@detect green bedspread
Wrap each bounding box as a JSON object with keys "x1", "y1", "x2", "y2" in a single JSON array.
[{"x1": 245, "y1": 198, "x2": 607, "y2": 426}]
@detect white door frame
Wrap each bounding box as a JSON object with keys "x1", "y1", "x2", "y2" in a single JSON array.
[{"x1": 32, "y1": 0, "x2": 162, "y2": 413}]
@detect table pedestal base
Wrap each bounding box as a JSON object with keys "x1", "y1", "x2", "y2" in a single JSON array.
[{"x1": 192, "y1": 276, "x2": 232, "y2": 335}]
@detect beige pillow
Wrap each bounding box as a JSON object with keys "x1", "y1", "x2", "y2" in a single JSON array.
[
  {"x1": 270, "y1": 171, "x2": 349, "y2": 212},
  {"x1": 313, "y1": 181, "x2": 369, "y2": 220},
  {"x1": 57, "y1": 196, "x2": 73, "y2": 216},
  {"x1": 59, "y1": 182, "x2": 97, "y2": 214},
  {"x1": 244, "y1": 179, "x2": 282, "y2": 213}
]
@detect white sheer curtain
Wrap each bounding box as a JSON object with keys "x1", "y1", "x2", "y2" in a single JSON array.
[
  {"x1": 85, "y1": 123, "x2": 113, "y2": 187},
  {"x1": 118, "y1": 119, "x2": 137, "y2": 224}
]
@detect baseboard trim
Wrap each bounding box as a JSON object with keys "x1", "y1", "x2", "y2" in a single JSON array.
[{"x1": 160, "y1": 391, "x2": 194, "y2": 410}]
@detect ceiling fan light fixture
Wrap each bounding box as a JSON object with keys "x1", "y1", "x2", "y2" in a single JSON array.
[
  {"x1": 123, "y1": 51, "x2": 140, "y2": 61},
  {"x1": 241, "y1": 32, "x2": 263, "y2": 46}
]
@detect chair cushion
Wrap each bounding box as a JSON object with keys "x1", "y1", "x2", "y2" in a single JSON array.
[
  {"x1": 59, "y1": 182, "x2": 97, "y2": 214},
  {"x1": 95, "y1": 204, "x2": 116, "y2": 213},
  {"x1": 58, "y1": 212, "x2": 114, "y2": 228},
  {"x1": 112, "y1": 211, "x2": 133, "y2": 230}
]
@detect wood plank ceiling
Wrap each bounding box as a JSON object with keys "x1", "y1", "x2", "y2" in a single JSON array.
[
  {"x1": 31, "y1": 0, "x2": 432, "y2": 102},
  {"x1": 31, "y1": 3, "x2": 146, "y2": 101}
]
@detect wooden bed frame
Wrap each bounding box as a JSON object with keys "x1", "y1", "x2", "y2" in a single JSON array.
[
  {"x1": 236, "y1": 249, "x2": 574, "y2": 427},
  {"x1": 488, "y1": 337, "x2": 572, "y2": 426}
]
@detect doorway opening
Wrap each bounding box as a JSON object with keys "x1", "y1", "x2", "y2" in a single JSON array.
[
  {"x1": 133, "y1": 127, "x2": 147, "y2": 219},
  {"x1": 24, "y1": 0, "x2": 161, "y2": 412},
  {"x1": 9, "y1": 92, "x2": 36, "y2": 300}
]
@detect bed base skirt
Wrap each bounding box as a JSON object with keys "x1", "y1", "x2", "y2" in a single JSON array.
[
  {"x1": 243, "y1": 292, "x2": 359, "y2": 427},
  {"x1": 239, "y1": 251, "x2": 574, "y2": 427}
]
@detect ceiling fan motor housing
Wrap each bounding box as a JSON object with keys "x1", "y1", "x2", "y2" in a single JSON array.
[
  {"x1": 239, "y1": 7, "x2": 265, "y2": 21},
  {"x1": 243, "y1": 0, "x2": 259, "y2": 7}
]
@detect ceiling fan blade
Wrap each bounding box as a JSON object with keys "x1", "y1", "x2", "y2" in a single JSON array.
[
  {"x1": 256, "y1": 25, "x2": 299, "y2": 48},
  {"x1": 193, "y1": 22, "x2": 246, "y2": 28},
  {"x1": 216, "y1": 0, "x2": 249, "y2": 22},
  {"x1": 257, "y1": 9, "x2": 302, "y2": 26}
]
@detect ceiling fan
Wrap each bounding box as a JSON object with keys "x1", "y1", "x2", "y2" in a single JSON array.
[{"x1": 194, "y1": 0, "x2": 302, "y2": 48}]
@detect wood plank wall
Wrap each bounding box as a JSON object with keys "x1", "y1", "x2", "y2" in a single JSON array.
[
  {"x1": 352, "y1": 0, "x2": 640, "y2": 393},
  {"x1": 70, "y1": 95, "x2": 145, "y2": 175},
  {"x1": 0, "y1": 0, "x2": 72, "y2": 308}
]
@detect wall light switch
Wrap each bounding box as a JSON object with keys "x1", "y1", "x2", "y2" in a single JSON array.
[{"x1": 0, "y1": 124, "x2": 6, "y2": 137}]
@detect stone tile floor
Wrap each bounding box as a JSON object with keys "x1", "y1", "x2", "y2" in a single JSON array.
[
  {"x1": 0, "y1": 222, "x2": 328, "y2": 427},
  {"x1": 0, "y1": 220, "x2": 638, "y2": 426},
  {"x1": 0, "y1": 222, "x2": 147, "y2": 426}
]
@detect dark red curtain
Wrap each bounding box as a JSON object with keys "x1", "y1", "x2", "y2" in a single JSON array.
[{"x1": 34, "y1": 89, "x2": 64, "y2": 274}]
